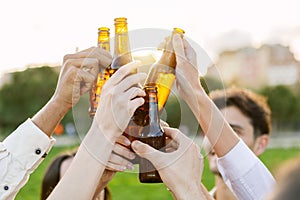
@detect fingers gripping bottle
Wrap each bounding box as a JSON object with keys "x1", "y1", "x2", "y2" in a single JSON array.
[
  {"x1": 138, "y1": 86, "x2": 166, "y2": 183},
  {"x1": 109, "y1": 17, "x2": 140, "y2": 156},
  {"x1": 144, "y1": 28, "x2": 185, "y2": 112}
]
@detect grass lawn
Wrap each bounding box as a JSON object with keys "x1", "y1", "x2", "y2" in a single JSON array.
[{"x1": 15, "y1": 146, "x2": 300, "y2": 200}]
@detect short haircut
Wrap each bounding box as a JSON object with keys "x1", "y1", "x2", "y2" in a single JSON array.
[{"x1": 209, "y1": 87, "x2": 271, "y2": 137}]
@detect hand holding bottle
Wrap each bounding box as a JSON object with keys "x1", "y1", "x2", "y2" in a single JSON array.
[
  {"x1": 53, "y1": 47, "x2": 112, "y2": 111},
  {"x1": 132, "y1": 127, "x2": 206, "y2": 199},
  {"x1": 93, "y1": 61, "x2": 146, "y2": 142},
  {"x1": 172, "y1": 34, "x2": 207, "y2": 104}
]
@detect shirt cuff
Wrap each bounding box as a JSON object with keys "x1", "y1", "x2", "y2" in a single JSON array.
[
  {"x1": 3, "y1": 118, "x2": 55, "y2": 170},
  {"x1": 217, "y1": 139, "x2": 259, "y2": 182}
]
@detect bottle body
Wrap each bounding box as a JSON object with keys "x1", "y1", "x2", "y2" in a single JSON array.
[
  {"x1": 139, "y1": 135, "x2": 165, "y2": 183},
  {"x1": 108, "y1": 17, "x2": 141, "y2": 162},
  {"x1": 144, "y1": 28, "x2": 185, "y2": 112},
  {"x1": 89, "y1": 27, "x2": 111, "y2": 118},
  {"x1": 137, "y1": 86, "x2": 165, "y2": 183}
]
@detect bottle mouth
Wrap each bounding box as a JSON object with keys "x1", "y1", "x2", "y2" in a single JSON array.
[
  {"x1": 114, "y1": 17, "x2": 128, "y2": 24},
  {"x1": 173, "y1": 27, "x2": 185, "y2": 34},
  {"x1": 98, "y1": 27, "x2": 110, "y2": 32}
]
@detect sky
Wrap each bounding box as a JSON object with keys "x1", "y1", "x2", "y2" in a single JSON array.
[{"x1": 0, "y1": 0, "x2": 299, "y2": 75}]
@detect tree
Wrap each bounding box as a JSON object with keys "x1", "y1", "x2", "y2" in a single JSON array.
[
  {"x1": 200, "y1": 75, "x2": 225, "y2": 94},
  {"x1": 0, "y1": 66, "x2": 59, "y2": 137},
  {"x1": 260, "y1": 85, "x2": 298, "y2": 131}
]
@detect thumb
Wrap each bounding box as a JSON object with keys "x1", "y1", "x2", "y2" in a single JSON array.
[{"x1": 131, "y1": 140, "x2": 161, "y2": 163}]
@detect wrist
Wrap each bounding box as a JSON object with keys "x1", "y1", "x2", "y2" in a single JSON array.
[
  {"x1": 48, "y1": 97, "x2": 71, "y2": 117},
  {"x1": 82, "y1": 125, "x2": 115, "y2": 164},
  {"x1": 32, "y1": 98, "x2": 70, "y2": 137},
  {"x1": 184, "y1": 88, "x2": 209, "y2": 113},
  {"x1": 92, "y1": 114, "x2": 122, "y2": 144},
  {"x1": 172, "y1": 184, "x2": 204, "y2": 200},
  {"x1": 90, "y1": 119, "x2": 120, "y2": 145}
]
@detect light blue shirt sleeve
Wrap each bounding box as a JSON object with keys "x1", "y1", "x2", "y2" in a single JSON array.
[
  {"x1": 0, "y1": 119, "x2": 55, "y2": 200},
  {"x1": 217, "y1": 139, "x2": 275, "y2": 200}
]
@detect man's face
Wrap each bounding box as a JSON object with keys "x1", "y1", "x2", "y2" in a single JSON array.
[{"x1": 206, "y1": 105, "x2": 256, "y2": 175}]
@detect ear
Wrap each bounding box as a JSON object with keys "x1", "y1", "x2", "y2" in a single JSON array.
[{"x1": 253, "y1": 134, "x2": 269, "y2": 156}]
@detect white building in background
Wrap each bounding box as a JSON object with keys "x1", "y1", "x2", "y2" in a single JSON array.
[{"x1": 207, "y1": 44, "x2": 300, "y2": 88}]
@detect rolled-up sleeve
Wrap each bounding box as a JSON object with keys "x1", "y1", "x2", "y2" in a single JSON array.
[
  {"x1": 217, "y1": 139, "x2": 275, "y2": 200},
  {"x1": 0, "y1": 119, "x2": 55, "y2": 200}
]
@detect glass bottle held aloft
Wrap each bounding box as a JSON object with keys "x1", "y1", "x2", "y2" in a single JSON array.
[
  {"x1": 144, "y1": 28, "x2": 185, "y2": 112},
  {"x1": 89, "y1": 27, "x2": 111, "y2": 118},
  {"x1": 109, "y1": 17, "x2": 133, "y2": 76},
  {"x1": 138, "y1": 85, "x2": 166, "y2": 183}
]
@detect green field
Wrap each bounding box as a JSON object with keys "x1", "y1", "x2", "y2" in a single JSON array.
[{"x1": 15, "y1": 146, "x2": 300, "y2": 200}]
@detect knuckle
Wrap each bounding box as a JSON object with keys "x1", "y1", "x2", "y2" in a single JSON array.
[{"x1": 63, "y1": 54, "x2": 73, "y2": 62}]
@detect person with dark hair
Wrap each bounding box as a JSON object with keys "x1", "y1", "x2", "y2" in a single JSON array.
[
  {"x1": 41, "y1": 150, "x2": 111, "y2": 200},
  {"x1": 170, "y1": 33, "x2": 275, "y2": 199},
  {"x1": 204, "y1": 87, "x2": 272, "y2": 199}
]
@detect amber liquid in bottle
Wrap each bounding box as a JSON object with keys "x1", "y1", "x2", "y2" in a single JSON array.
[
  {"x1": 108, "y1": 17, "x2": 142, "y2": 163},
  {"x1": 138, "y1": 86, "x2": 166, "y2": 183},
  {"x1": 109, "y1": 17, "x2": 133, "y2": 74},
  {"x1": 89, "y1": 27, "x2": 111, "y2": 118},
  {"x1": 144, "y1": 28, "x2": 185, "y2": 112}
]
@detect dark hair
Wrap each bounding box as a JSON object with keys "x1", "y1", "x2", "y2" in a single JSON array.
[
  {"x1": 40, "y1": 150, "x2": 111, "y2": 200},
  {"x1": 209, "y1": 87, "x2": 271, "y2": 138}
]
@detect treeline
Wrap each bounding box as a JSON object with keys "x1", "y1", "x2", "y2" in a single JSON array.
[
  {"x1": 1, "y1": 67, "x2": 300, "y2": 139},
  {"x1": 0, "y1": 66, "x2": 73, "y2": 139}
]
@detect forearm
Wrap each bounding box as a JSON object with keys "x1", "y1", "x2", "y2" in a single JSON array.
[
  {"x1": 32, "y1": 98, "x2": 70, "y2": 137},
  {"x1": 47, "y1": 125, "x2": 116, "y2": 199},
  {"x1": 184, "y1": 88, "x2": 239, "y2": 157}
]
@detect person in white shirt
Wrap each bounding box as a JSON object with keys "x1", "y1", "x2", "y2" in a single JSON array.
[
  {"x1": 171, "y1": 33, "x2": 276, "y2": 200},
  {"x1": 0, "y1": 46, "x2": 112, "y2": 199},
  {"x1": 204, "y1": 87, "x2": 272, "y2": 200}
]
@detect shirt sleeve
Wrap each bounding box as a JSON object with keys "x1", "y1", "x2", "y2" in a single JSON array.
[
  {"x1": 0, "y1": 119, "x2": 55, "y2": 200},
  {"x1": 216, "y1": 139, "x2": 275, "y2": 200}
]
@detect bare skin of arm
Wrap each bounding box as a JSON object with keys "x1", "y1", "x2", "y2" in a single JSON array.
[
  {"x1": 32, "y1": 47, "x2": 112, "y2": 137},
  {"x1": 47, "y1": 61, "x2": 146, "y2": 199},
  {"x1": 172, "y1": 34, "x2": 239, "y2": 157}
]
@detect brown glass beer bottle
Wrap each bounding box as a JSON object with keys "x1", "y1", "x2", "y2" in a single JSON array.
[
  {"x1": 138, "y1": 85, "x2": 166, "y2": 183},
  {"x1": 108, "y1": 17, "x2": 141, "y2": 155},
  {"x1": 144, "y1": 28, "x2": 185, "y2": 112},
  {"x1": 89, "y1": 27, "x2": 111, "y2": 118}
]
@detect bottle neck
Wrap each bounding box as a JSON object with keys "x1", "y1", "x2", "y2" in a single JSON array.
[
  {"x1": 98, "y1": 39, "x2": 110, "y2": 51},
  {"x1": 112, "y1": 21, "x2": 132, "y2": 69},
  {"x1": 158, "y1": 28, "x2": 185, "y2": 68},
  {"x1": 98, "y1": 27, "x2": 110, "y2": 51},
  {"x1": 142, "y1": 87, "x2": 162, "y2": 137}
]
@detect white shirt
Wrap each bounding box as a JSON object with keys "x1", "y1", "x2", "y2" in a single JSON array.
[
  {"x1": 217, "y1": 139, "x2": 275, "y2": 200},
  {"x1": 0, "y1": 119, "x2": 55, "y2": 200}
]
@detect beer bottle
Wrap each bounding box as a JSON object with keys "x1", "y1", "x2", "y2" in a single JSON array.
[
  {"x1": 138, "y1": 85, "x2": 166, "y2": 183},
  {"x1": 109, "y1": 17, "x2": 139, "y2": 146},
  {"x1": 109, "y1": 17, "x2": 133, "y2": 75},
  {"x1": 89, "y1": 27, "x2": 111, "y2": 118},
  {"x1": 144, "y1": 28, "x2": 185, "y2": 112}
]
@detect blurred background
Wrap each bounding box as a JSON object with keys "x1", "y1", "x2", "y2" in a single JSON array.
[{"x1": 0, "y1": 0, "x2": 300, "y2": 199}]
